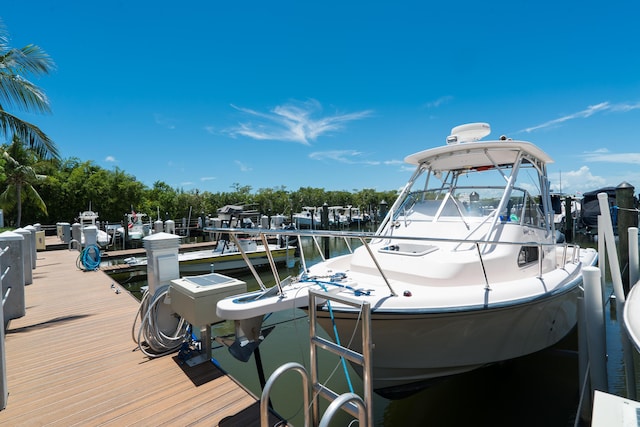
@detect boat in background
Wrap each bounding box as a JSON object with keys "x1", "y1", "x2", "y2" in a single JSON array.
[
  {"x1": 77, "y1": 209, "x2": 111, "y2": 247},
  {"x1": 115, "y1": 211, "x2": 151, "y2": 245},
  {"x1": 215, "y1": 122, "x2": 599, "y2": 397},
  {"x1": 578, "y1": 187, "x2": 617, "y2": 235},
  {"x1": 345, "y1": 205, "x2": 371, "y2": 227},
  {"x1": 292, "y1": 206, "x2": 320, "y2": 229},
  {"x1": 122, "y1": 237, "x2": 295, "y2": 275}
]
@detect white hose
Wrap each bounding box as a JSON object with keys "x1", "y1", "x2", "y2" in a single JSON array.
[{"x1": 132, "y1": 285, "x2": 189, "y2": 358}]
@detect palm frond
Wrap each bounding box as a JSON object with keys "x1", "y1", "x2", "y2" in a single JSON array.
[
  {"x1": 0, "y1": 109, "x2": 59, "y2": 159},
  {"x1": 23, "y1": 182, "x2": 47, "y2": 214},
  {"x1": 0, "y1": 73, "x2": 51, "y2": 113}
]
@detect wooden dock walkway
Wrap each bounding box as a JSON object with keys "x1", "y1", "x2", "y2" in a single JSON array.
[{"x1": 0, "y1": 246, "x2": 284, "y2": 426}]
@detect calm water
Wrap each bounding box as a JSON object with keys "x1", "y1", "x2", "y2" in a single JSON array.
[{"x1": 112, "y1": 235, "x2": 637, "y2": 427}]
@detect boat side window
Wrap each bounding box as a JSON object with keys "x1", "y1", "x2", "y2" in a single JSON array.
[{"x1": 518, "y1": 246, "x2": 539, "y2": 267}]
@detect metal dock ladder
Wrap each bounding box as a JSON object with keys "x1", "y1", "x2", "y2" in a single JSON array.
[{"x1": 260, "y1": 288, "x2": 373, "y2": 426}]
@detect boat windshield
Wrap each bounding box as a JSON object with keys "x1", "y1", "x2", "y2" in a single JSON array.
[
  {"x1": 393, "y1": 187, "x2": 545, "y2": 227},
  {"x1": 389, "y1": 156, "x2": 548, "y2": 230}
]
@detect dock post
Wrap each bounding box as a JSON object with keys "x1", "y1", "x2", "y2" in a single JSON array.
[
  {"x1": 71, "y1": 223, "x2": 82, "y2": 251},
  {"x1": 577, "y1": 296, "x2": 592, "y2": 423},
  {"x1": 0, "y1": 231, "x2": 25, "y2": 324},
  {"x1": 630, "y1": 227, "x2": 639, "y2": 291},
  {"x1": 12, "y1": 229, "x2": 32, "y2": 286},
  {"x1": 565, "y1": 196, "x2": 574, "y2": 242},
  {"x1": 322, "y1": 203, "x2": 330, "y2": 259},
  {"x1": 616, "y1": 182, "x2": 636, "y2": 295},
  {"x1": 23, "y1": 225, "x2": 37, "y2": 270},
  {"x1": 0, "y1": 291, "x2": 6, "y2": 410},
  {"x1": 0, "y1": 244, "x2": 8, "y2": 410},
  {"x1": 583, "y1": 266, "x2": 608, "y2": 394}
]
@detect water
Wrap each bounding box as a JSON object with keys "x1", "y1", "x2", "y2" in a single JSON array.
[{"x1": 111, "y1": 235, "x2": 634, "y2": 427}]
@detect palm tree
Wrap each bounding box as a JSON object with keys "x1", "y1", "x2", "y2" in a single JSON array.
[
  {"x1": 0, "y1": 136, "x2": 48, "y2": 226},
  {"x1": 0, "y1": 19, "x2": 58, "y2": 159},
  {"x1": 0, "y1": 19, "x2": 59, "y2": 226}
]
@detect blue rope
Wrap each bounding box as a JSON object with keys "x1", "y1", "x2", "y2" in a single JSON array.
[
  {"x1": 316, "y1": 282, "x2": 355, "y2": 394},
  {"x1": 80, "y1": 244, "x2": 101, "y2": 270},
  {"x1": 300, "y1": 276, "x2": 370, "y2": 296}
]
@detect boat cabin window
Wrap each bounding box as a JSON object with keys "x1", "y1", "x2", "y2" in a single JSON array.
[{"x1": 518, "y1": 246, "x2": 539, "y2": 267}]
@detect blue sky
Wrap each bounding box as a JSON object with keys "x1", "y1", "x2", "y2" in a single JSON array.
[{"x1": 3, "y1": 1, "x2": 640, "y2": 196}]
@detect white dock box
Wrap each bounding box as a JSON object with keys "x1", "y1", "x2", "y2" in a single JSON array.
[{"x1": 169, "y1": 273, "x2": 247, "y2": 327}]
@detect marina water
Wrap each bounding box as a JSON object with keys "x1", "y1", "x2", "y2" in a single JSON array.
[{"x1": 113, "y1": 235, "x2": 630, "y2": 426}]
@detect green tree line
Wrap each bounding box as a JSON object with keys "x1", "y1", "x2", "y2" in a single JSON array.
[{"x1": 1, "y1": 154, "x2": 398, "y2": 226}]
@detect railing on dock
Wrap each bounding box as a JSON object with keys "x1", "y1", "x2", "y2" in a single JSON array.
[{"x1": 260, "y1": 288, "x2": 372, "y2": 426}]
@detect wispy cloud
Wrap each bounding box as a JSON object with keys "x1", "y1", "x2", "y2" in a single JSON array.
[
  {"x1": 383, "y1": 159, "x2": 404, "y2": 165},
  {"x1": 227, "y1": 99, "x2": 372, "y2": 145},
  {"x1": 423, "y1": 96, "x2": 453, "y2": 109},
  {"x1": 521, "y1": 101, "x2": 640, "y2": 133},
  {"x1": 200, "y1": 176, "x2": 216, "y2": 181},
  {"x1": 235, "y1": 160, "x2": 252, "y2": 172},
  {"x1": 154, "y1": 113, "x2": 177, "y2": 130},
  {"x1": 309, "y1": 150, "x2": 379, "y2": 165},
  {"x1": 581, "y1": 148, "x2": 640, "y2": 164},
  {"x1": 105, "y1": 155, "x2": 117, "y2": 162}
]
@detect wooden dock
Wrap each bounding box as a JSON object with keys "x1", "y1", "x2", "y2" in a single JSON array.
[{"x1": 0, "y1": 246, "x2": 284, "y2": 426}]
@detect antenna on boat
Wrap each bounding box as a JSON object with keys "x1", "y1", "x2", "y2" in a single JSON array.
[{"x1": 446, "y1": 122, "x2": 491, "y2": 144}]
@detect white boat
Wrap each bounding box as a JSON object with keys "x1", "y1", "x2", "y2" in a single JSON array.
[
  {"x1": 326, "y1": 206, "x2": 350, "y2": 227},
  {"x1": 292, "y1": 206, "x2": 320, "y2": 228},
  {"x1": 116, "y1": 212, "x2": 151, "y2": 243},
  {"x1": 215, "y1": 123, "x2": 599, "y2": 397},
  {"x1": 125, "y1": 238, "x2": 295, "y2": 274},
  {"x1": 77, "y1": 210, "x2": 111, "y2": 247},
  {"x1": 344, "y1": 205, "x2": 370, "y2": 226}
]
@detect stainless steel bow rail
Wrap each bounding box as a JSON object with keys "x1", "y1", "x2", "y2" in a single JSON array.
[
  {"x1": 260, "y1": 289, "x2": 372, "y2": 426},
  {"x1": 204, "y1": 226, "x2": 580, "y2": 297}
]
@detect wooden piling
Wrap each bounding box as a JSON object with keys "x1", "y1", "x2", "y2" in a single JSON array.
[
  {"x1": 565, "y1": 196, "x2": 574, "y2": 242},
  {"x1": 616, "y1": 181, "x2": 636, "y2": 295}
]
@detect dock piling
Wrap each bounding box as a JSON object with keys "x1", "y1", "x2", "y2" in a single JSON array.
[{"x1": 616, "y1": 182, "x2": 637, "y2": 294}]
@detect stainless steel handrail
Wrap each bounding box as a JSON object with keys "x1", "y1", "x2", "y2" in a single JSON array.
[
  {"x1": 319, "y1": 392, "x2": 367, "y2": 427},
  {"x1": 203, "y1": 226, "x2": 571, "y2": 297},
  {"x1": 260, "y1": 362, "x2": 310, "y2": 427},
  {"x1": 227, "y1": 233, "x2": 267, "y2": 291}
]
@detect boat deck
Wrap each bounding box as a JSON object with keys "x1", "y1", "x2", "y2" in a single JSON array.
[{"x1": 1, "y1": 246, "x2": 284, "y2": 426}]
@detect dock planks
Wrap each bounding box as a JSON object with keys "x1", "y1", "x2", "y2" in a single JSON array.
[{"x1": 1, "y1": 246, "x2": 283, "y2": 426}]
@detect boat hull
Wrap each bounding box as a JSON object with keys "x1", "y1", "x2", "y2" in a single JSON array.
[{"x1": 316, "y1": 279, "x2": 582, "y2": 396}]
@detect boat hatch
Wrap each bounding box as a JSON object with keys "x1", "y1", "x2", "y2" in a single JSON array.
[{"x1": 379, "y1": 243, "x2": 438, "y2": 256}]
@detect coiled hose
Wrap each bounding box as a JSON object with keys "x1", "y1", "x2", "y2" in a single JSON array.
[
  {"x1": 132, "y1": 284, "x2": 190, "y2": 358},
  {"x1": 77, "y1": 244, "x2": 101, "y2": 271}
]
